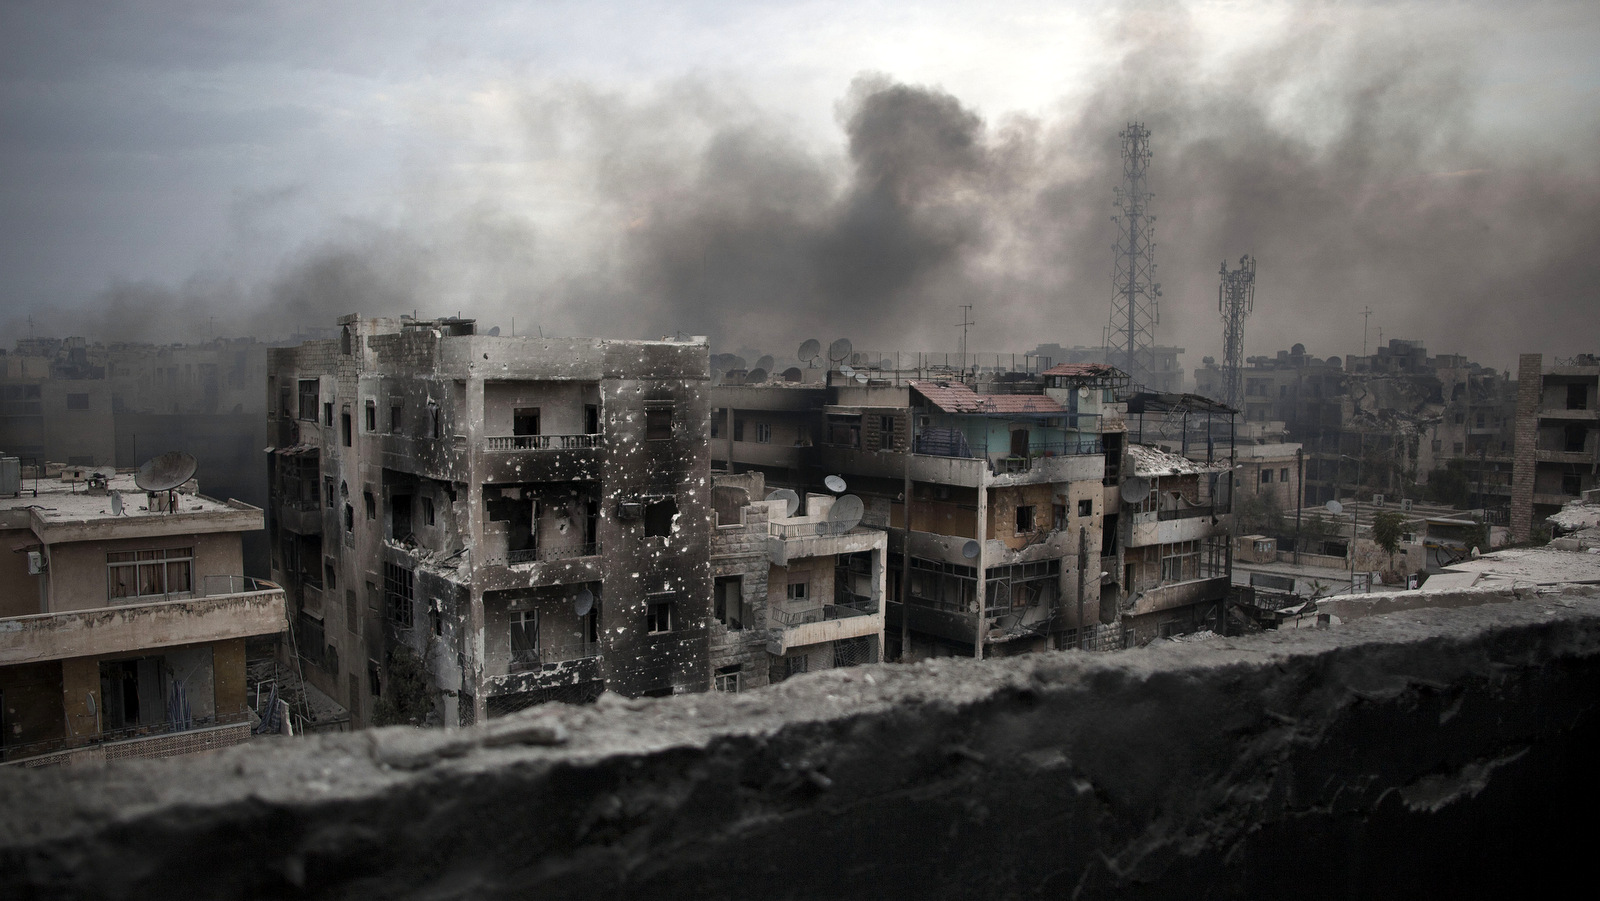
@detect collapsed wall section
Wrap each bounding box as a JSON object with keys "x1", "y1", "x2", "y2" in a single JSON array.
[{"x1": 4, "y1": 597, "x2": 1600, "y2": 899}]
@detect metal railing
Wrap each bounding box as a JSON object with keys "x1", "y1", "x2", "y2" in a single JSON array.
[
  {"x1": 485, "y1": 434, "x2": 602, "y2": 452},
  {"x1": 769, "y1": 599, "x2": 878, "y2": 628},
  {"x1": 507, "y1": 542, "x2": 600, "y2": 565},
  {"x1": 911, "y1": 434, "x2": 1104, "y2": 468},
  {"x1": 769, "y1": 520, "x2": 870, "y2": 539},
  {"x1": 1157, "y1": 505, "x2": 1218, "y2": 521},
  {"x1": 199, "y1": 575, "x2": 281, "y2": 597},
  {"x1": 1, "y1": 710, "x2": 252, "y2": 764}
]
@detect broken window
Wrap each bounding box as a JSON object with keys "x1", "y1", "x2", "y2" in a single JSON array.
[
  {"x1": 645, "y1": 403, "x2": 673, "y2": 440},
  {"x1": 368, "y1": 658, "x2": 382, "y2": 698},
  {"x1": 1565, "y1": 425, "x2": 1587, "y2": 453},
  {"x1": 1054, "y1": 503, "x2": 1068, "y2": 530},
  {"x1": 324, "y1": 401, "x2": 333, "y2": 427},
  {"x1": 714, "y1": 576, "x2": 746, "y2": 629},
  {"x1": 510, "y1": 609, "x2": 539, "y2": 671},
  {"x1": 341, "y1": 409, "x2": 352, "y2": 446},
  {"x1": 391, "y1": 494, "x2": 413, "y2": 540},
  {"x1": 1568, "y1": 383, "x2": 1588, "y2": 411},
  {"x1": 324, "y1": 561, "x2": 337, "y2": 591},
  {"x1": 390, "y1": 403, "x2": 403, "y2": 433},
  {"x1": 715, "y1": 665, "x2": 741, "y2": 693},
  {"x1": 786, "y1": 581, "x2": 808, "y2": 601},
  {"x1": 646, "y1": 596, "x2": 676, "y2": 634},
  {"x1": 423, "y1": 496, "x2": 435, "y2": 526},
  {"x1": 1016, "y1": 505, "x2": 1036, "y2": 533},
  {"x1": 346, "y1": 590, "x2": 358, "y2": 634},
  {"x1": 513, "y1": 407, "x2": 540, "y2": 437},
  {"x1": 365, "y1": 400, "x2": 376, "y2": 432},
  {"x1": 427, "y1": 401, "x2": 441, "y2": 439},
  {"x1": 643, "y1": 497, "x2": 677, "y2": 537},
  {"x1": 383, "y1": 563, "x2": 414, "y2": 629},
  {"x1": 343, "y1": 503, "x2": 353, "y2": 533},
  {"x1": 1078, "y1": 498, "x2": 1093, "y2": 517},
  {"x1": 364, "y1": 490, "x2": 375, "y2": 519},
  {"x1": 298, "y1": 379, "x2": 318, "y2": 421}
]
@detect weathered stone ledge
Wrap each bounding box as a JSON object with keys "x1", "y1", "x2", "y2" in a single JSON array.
[{"x1": 4, "y1": 596, "x2": 1600, "y2": 899}]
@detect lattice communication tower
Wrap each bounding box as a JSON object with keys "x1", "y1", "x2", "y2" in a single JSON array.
[
  {"x1": 1109, "y1": 123, "x2": 1160, "y2": 388},
  {"x1": 1218, "y1": 255, "x2": 1256, "y2": 411}
]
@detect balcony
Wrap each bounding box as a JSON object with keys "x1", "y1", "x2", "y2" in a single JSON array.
[
  {"x1": 0, "y1": 578, "x2": 286, "y2": 666},
  {"x1": 482, "y1": 645, "x2": 603, "y2": 698},
  {"x1": 766, "y1": 595, "x2": 882, "y2": 655},
  {"x1": 1126, "y1": 576, "x2": 1232, "y2": 618},
  {"x1": 480, "y1": 435, "x2": 603, "y2": 482},
  {"x1": 507, "y1": 543, "x2": 600, "y2": 566}
]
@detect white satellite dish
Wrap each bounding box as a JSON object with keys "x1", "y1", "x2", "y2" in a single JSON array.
[
  {"x1": 574, "y1": 588, "x2": 595, "y2": 617},
  {"x1": 824, "y1": 475, "x2": 847, "y2": 493},
  {"x1": 1325, "y1": 500, "x2": 1344, "y2": 515},
  {"x1": 840, "y1": 365, "x2": 856, "y2": 379},
  {"x1": 828, "y1": 338, "x2": 853, "y2": 366},
  {"x1": 825, "y1": 495, "x2": 864, "y2": 535},
  {"x1": 798, "y1": 339, "x2": 822, "y2": 366},
  {"x1": 1079, "y1": 387, "x2": 1089, "y2": 398},
  {"x1": 110, "y1": 490, "x2": 123, "y2": 516},
  {"x1": 1119, "y1": 476, "x2": 1151, "y2": 504},
  {"x1": 765, "y1": 488, "x2": 801, "y2": 518},
  {"x1": 961, "y1": 540, "x2": 981, "y2": 559}
]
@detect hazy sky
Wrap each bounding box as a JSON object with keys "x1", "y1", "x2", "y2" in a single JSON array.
[{"x1": 2, "y1": 1, "x2": 1597, "y2": 371}]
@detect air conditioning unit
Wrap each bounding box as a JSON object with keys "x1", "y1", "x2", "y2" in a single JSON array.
[
  {"x1": 1401, "y1": 498, "x2": 1413, "y2": 512},
  {"x1": 1372, "y1": 494, "x2": 1384, "y2": 507},
  {"x1": 616, "y1": 501, "x2": 644, "y2": 521},
  {"x1": 27, "y1": 550, "x2": 45, "y2": 575}
]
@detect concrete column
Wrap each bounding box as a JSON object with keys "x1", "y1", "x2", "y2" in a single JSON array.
[
  {"x1": 1510, "y1": 354, "x2": 1542, "y2": 541},
  {"x1": 973, "y1": 480, "x2": 987, "y2": 660}
]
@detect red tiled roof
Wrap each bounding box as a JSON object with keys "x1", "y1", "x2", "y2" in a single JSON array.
[
  {"x1": 910, "y1": 380, "x2": 1064, "y2": 415},
  {"x1": 1042, "y1": 362, "x2": 1119, "y2": 378}
]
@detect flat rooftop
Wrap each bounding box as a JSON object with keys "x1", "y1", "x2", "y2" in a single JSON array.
[{"x1": 1, "y1": 471, "x2": 260, "y2": 538}]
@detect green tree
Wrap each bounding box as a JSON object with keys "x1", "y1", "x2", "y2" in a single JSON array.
[
  {"x1": 1371, "y1": 511, "x2": 1408, "y2": 557},
  {"x1": 1235, "y1": 492, "x2": 1285, "y2": 537}
]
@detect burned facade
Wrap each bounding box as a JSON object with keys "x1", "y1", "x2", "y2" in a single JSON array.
[
  {"x1": 0, "y1": 465, "x2": 283, "y2": 766},
  {"x1": 1510, "y1": 353, "x2": 1600, "y2": 541},
  {"x1": 266, "y1": 316, "x2": 711, "y2": 726}
]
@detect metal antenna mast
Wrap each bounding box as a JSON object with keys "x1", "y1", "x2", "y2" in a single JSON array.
[
  {"x1": 1360, "y1": 305, "x2": 1373, "y2": 358},
  {"x1": 1218, "y1": 255, "x2": 1256, "y2": 411},
  {"x1": 957, "y1": 304, "x2": 975, "y2": 376},
  {"x1": 1109, "y1": 123, "x2": 1160, "y2": 388}
]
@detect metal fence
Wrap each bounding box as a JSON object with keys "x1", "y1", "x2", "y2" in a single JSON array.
[{"x1": 484, "y1": 434, "x2": 601, "y2": 451}]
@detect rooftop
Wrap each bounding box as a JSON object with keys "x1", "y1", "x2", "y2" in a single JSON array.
[
  {"x1": 0, "y1": 471, "x2": 260, "y2": 537},
  {"x1": 909, "y1": 380, "x2": 1064, "y2": 416},
  {"x1": 1127, "y1": 444, "x2": 1230, "y2": 477}
]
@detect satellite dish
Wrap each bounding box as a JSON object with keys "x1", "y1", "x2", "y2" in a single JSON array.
[
  {"x1": 840, "y1": 365, "x2": 856, "y2": 378},
  {"x1": 1078, "y1": 387, "x2": 1090, "y2": 398},
  {"x1": 798, "y1": 339, "x2": 822, "y2": 365},
  {"x1": 710, "y1": 371, "x2": 724, "y2": 386},
  {"x1": 765, "y1": 488, "x2": 801, "y2": 517},
  {"x1": 746, "y1": 368, "x2": 768, "y2": 383},
  {"x1": 782, "y1": 367, "x2": 803, "y2": 383},
  {"x1": 1325, "y1": 500, "x2": 1344, "y2": 515},
  {"x1": 574, "y1": 588, "x2": 595, "y2": 617},
  {"x1": 824, "y1": 475, "x2": 847, "y2": 493},
  {"x1": 826, "y1": 495, "x2": 864, "y2": 535},
  {"x1": 135, "y1": 451, "x2": 197, "y2": 493},
  {"x1": 962, "y1": 539, "x2": 981, "y2": 559},
  {"x1": 755, "y1": 355, "x2": 775, "y2": 371},
  {"x1": 828, "y1": 338, "x2": 853, "y2": 366},
  {"x1": 488, "y1": 326, "x2": 501, "y2": 336},
  {"x1": 1119, "y1": 476, "x2": 1151, "y2": 504},
  {"x1": 110, "y1": 490, "x2": 123, "y2": 516},
  {"x1": 854, "y1": 372, "x2": 869, "y2": 384}
]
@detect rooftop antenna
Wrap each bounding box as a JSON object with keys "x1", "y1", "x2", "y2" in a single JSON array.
[
  {"x1": 1108, "y1": 122, "x2": 1161, "y2": 387},
  {"x1": 1218, "y1": 255, "x2": 1256, "y2": 411},
  {"x1": 1361, "y1": 306, "x2": 1373, "y2": 357},
  {"x1": 134, "y1": 451, "x2": 198, "y2": 515},
  {"x1": 827, "y1": 338, "x2": 853, "y2": 372},
  {"x1": 957, "y1": 304, "x2": 975, "y2": 377}
]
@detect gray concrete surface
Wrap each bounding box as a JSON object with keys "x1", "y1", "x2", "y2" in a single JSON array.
[{"x1": 4, "y1": 595, "x2": 1600, "y2": 899}]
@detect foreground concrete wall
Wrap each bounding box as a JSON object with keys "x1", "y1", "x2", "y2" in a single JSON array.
[{"x1": 5, "y1": 597, "x2": 1600, "y2": 898}]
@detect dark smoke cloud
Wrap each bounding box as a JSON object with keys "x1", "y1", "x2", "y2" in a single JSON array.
[{"x1": 19, "y1": 2, "x2": 1598, "y2": 371}]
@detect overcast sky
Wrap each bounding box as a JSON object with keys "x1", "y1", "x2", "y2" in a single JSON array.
[{"x1": 2, "y1": 0, "x2": 1597, "y2": 371}]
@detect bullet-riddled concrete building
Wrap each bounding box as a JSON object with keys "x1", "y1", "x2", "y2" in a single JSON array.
[
  {"x1": 267, "y1": 316, "x2": 712, "y2": 727},
  {"x1": 1511, "y1": 353, "x2": 1600, "y2": 541},
  {"x1": 0, "y1": 465, "x2": 282, "y2": 766}
]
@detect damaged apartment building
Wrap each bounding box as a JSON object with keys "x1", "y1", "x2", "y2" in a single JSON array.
[
  {"x1": 712, "y1": 354, "x2": 1237, "y2": 657},
  {"x1": 266, "y1": 316, "x2": 711, "y2": 727}
]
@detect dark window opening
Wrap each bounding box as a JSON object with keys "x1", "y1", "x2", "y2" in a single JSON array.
[
  {"x1": 646, "y1": 597, "x2": 676, "y2": 633},
  {"x1": 644, "y1": 497, "x2": 677, "y2": 537},
  {"x1": 365, "y1": 401, "x2": 376, "y2": 432},
  {"x1": 369, "y1": 658, "x2": 382, "y2": 698},
  {"x1": 341, "y1": 410, "x2": 352, "y2": 446},
  {"x1": 1054, "y1": 503, "x2": 1068, "y2": 530},
  {"x1": 714, "y1": 576, "x2": 746, "y2": 630},
  {"x1": 390, "y1": 403, "x2": 402, "y2": 432},
  {"x1": 383, "y1": 563, "x2": 414, "y2": 629},
  {"x1": 428, "y1": 402, "x2": 441, "y2": 439},
  {"x1": 324, "y1": 402, "x2": 333, "y2": 427},
  {"x1": 1563, "y1": 472, "x2": 1583, "y2": 496},
  {"x1": 298, "y1": 380, "x2": 318, "y2": 421},
  {"x1": 1565, "y1": 425, "x2": 1587, "y2": 453},
  {"x1": 324, "y1": 562, "x2": 336, "y2": 591},
  {"x1": 66, "y1": 393, "x2": 89, "y2": 410},
  {"x1": 715, "y1": 664, "x2": 740, "y2": 693},
  {"x1": 1568, "y1": 383, "x2": 1588, "y2": 411},
  {"x1": 364, "y1": 491, "x2": 375, "y2": 519},
  {"x1": 733, "y1": 418, "x2": 745, "y2": 441},
  {"x1": 646, "y1": 405, "x2": 673, "y2": 440},
  {"x1": 324, "y1": 477, "x2": 335, "y2": 509},
  {"x1": 343, "y1": 503, "x2": 353, "y2": 533},
  {"x1": 1078, "y1": 498, "x2": 1093, "y2": 517},
  {"x1": 513, "y1": 407, "x2": 540, "y2": 437},
  {"x1": 1016, "y1": 505, "x2": 1036, "y2": 533},
  {"x1": 391, "y1": 494, "x2": 413, "y2": 540},
  {"x1": 585, "y1": 404, "x2": 600, "y2": 434},
  {"x1": 423, "y1": 496, "x2": 435, "y2": 526}
]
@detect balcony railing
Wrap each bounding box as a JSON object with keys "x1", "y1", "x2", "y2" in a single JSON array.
[
  {"x1": 199, "y1": 575, "x2": 281, "y2": 597},
  {"x1": 507, "y1": 543, "x2": 600, "y2": 565},
  {"x1": 1, "y1": 710, "x2": 252, "y2": 765},
  {"x1": 911, "y1": 433, "x2": 1104, "y2": 471},
  {"x1": 485, "y1": 434, "x2": 602, "y2": 452},
  {"x1": 488, "y1": 641, "x2": 601, "y2": 674},
  {"x1": 769, "y1": 598, "x2": 878, "y2": 628},
  {"x1": 1157, "y1": 505, "x2": 1218, "y2": 521}
]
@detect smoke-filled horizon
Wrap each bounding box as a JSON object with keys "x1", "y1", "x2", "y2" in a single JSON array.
[{"x1": 3, "y1": 2, "x2": 1597, "y2": 374}]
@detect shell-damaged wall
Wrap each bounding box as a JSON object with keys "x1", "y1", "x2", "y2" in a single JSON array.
[{"x1": 6, "y1": 595, "x2": 1600, "y2": 899}]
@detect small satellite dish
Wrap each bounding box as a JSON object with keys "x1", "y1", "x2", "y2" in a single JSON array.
[
  {"x1": 110, "y1": 490, "x2": 123, "y2": 516},
  {"x1": 961, "y1": 539, "x2": 981, "y2": 559},
  {"x1": 488, "y1": 326, "x2": 501, "y2": 336},
  {"x1": 134, "y1": 451, "x2": 197, "y2": 493},
  {"x1": 840, "y1": 365, "x2": 856, "y2": 378},
  {"x1": 826, "y1": 495, "x2": 864, "y2": 534},
  {"x1": 1325, "y1": 500, "x2": 1344, "y2": 515},
  {"x1": 781, "y1": 367, "x2": 803, "y2": 383},
  {"x1": 854, "y1": 372, "x2": 869, "y2": 384},
  {"x1": 828, "y1": 338, "x2": 853, "y2": 366},
  {"x1": 574, "y1": 588, "x2": 595, "y2": 617},
  {"x1": 1119, "y1": 476, "x2": 1151, "y2": 504},
  {"x1": 824, "y1": 475, "x2": 847, "y2": 493},
  {"x1": 710, "y1": 371, "x2": 724, "y2": 386},
  {"x1": 798, "y1": 339, "x2": 822, "y2": 365},
  {"x1": 755, "y1": 355, "x2": 775, "y2": 371},
  {"x1": 1079, "y1": 387, "x2": 1090, "y2": 398},
  {"x1": 746, "y1": 367, "x2": 768, "y2": 383},
  {"x1": 765, "y1": 488, "x2": 801, "y2": 517}
]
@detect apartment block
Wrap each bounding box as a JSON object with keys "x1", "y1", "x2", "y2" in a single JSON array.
[
  {"x1": 0, "y1": 465, "x2": 282, "y2": 766},
  {"x1": 266, "y1": 316, "x2": 712, "y2": 726},
  {"x1": 1510, "y1": 353, "x2": 1600, "y2": 541}
]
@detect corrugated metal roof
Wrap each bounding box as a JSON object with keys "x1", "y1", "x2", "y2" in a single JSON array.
[{"x1": 910, "y1": 380, "x2": 1064, "y2": 415}]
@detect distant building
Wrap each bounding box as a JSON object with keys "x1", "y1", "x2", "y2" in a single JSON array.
[
  {"x1": 266, "y1": 315, "x2": 712, "y2": 726},
  {"x1": 1033, "y1": 344, "x2": 1186, "y2": 395},
  {"x1": 0, "y1": 465, "x2": 283, "y2": 767},
  {"x1": 1510, "y1": 353, "x2": 1600, "y2": 540}
]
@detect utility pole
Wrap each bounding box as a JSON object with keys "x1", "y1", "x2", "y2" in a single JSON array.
[
  {"x1": 1360, "y1": 306, "x2": 1373, "y2": 358},
  {"x1": 957, "y1": 305, "x2": 975, "y2": 378}
]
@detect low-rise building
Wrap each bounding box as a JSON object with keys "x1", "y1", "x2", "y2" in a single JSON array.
[{"x1": 0, "y1": 464, "x2": 282, "y2": 766}]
